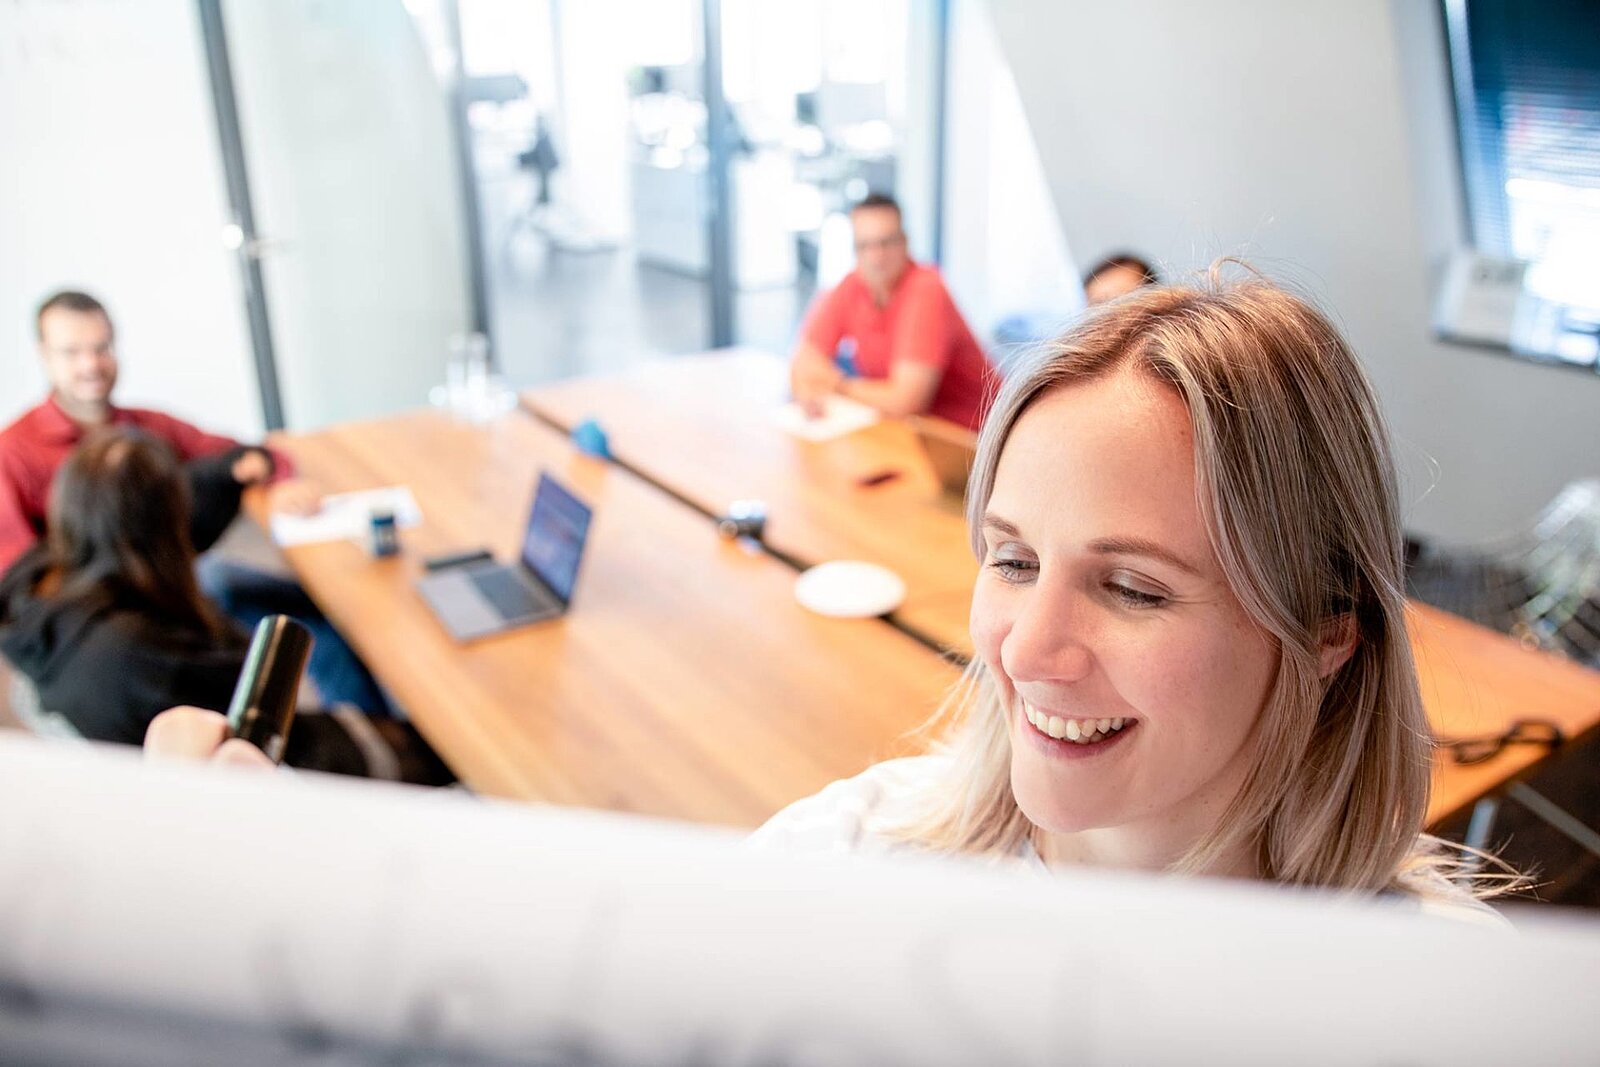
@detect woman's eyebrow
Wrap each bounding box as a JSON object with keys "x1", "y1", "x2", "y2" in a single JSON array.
[
  {"x1": 982, "y1": 518, "x2": 1206, "y2": 578},
  {"x1": 981, "y1": 514, "x2": 1021, "y2": 537},
  {"x1": 1089, "y1": 536, "x2": 1205, "y2": 578}
]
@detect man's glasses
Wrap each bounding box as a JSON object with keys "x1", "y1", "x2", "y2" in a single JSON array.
[
  {"x1": 854, "y1": 234, "x2": 905, "y2": 253},
  {"x1": 1437, "y1": 719, "x2": 1565, "y2": 765}
]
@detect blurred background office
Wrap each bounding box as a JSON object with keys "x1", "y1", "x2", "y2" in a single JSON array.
[{"x1": 1, "y1": 0, "x2": 1595, "y2": 544}]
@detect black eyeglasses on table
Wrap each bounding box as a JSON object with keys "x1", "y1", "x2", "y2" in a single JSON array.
[{"x1": 1437, "y1": 719, "x2": 1565, "y2": 766}]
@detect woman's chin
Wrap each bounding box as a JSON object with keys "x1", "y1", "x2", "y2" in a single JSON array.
[{"x1": 1009, "y1": 767, "x2": 1115, "y2": 837}]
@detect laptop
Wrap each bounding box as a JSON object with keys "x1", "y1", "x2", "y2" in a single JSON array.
[
  {"x1": 909, "y1": 415, "x2": 979, "y2": 502},
  {"x1": 416, "y1": 473, "x2": 593, "y2": 641}
]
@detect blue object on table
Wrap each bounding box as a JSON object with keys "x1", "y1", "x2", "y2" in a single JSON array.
[
  {"x1": 571, "y1": 417, "x2": 611, "y2": 459},
  {"x1": 835, "y1": 337, "x2": 859, "y2": 378}
]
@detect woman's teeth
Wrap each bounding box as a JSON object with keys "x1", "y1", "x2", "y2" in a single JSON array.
[{"x1": 1022, "y1": 702, "x2": 1130, "y2": 744}]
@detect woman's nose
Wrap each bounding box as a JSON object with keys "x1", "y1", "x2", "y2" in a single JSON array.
[{"x1": 1000, "y1": 585, "x2": 1094, "y2": 686}]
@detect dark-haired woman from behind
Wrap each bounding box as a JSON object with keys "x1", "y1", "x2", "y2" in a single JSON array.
[{"x1": 0, "y1": 429, "x2": 451, "y2": 782}]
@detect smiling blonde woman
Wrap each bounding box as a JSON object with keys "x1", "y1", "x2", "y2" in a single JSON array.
[{"x1": 752, "y1": 272, "x2": 1508, "y2": 916}]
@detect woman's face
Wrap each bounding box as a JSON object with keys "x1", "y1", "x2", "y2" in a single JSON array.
[{"x1": 971, "y1": 369, "x2": 1279, "y2": 842}]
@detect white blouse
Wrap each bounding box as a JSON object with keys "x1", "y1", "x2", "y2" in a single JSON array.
[{"x1": 750, "y1": 755, "x2": 1508, "y2": 927}]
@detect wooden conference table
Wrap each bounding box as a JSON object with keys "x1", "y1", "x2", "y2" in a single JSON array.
[
  {"x1": 525, "y1": 349, "x2": 979, "y2": 652},
  {"x1": 250, "y1": 408, "x2": 956, "y2": 828},
  {"x1": 523, "y1": 349, "x2": 1600, "y2": 827}
]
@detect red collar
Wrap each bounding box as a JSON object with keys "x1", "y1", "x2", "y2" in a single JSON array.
[
  {"x1": 35, "y1": 395, "x2": 123, "y2": 445},
  {"x1": 853, "y1": 261, "x2": 923, "y2": 307}
]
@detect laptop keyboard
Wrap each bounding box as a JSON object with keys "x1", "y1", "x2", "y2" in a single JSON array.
[{"x1": 471, "y1": 568, "x2": 554, "y2": 620}]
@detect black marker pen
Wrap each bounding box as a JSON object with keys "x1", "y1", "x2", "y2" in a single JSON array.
[{"x1": 227, "y1": 615, "x2": 314, "y2": 765}]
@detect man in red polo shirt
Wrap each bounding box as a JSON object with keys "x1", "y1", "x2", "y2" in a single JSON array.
[
  {"x1": 790, "y1": 193, "x2": 994, "y2": 431},
  {"x1": 0, "y1": 291, "x2": 317, "y2": 572}
]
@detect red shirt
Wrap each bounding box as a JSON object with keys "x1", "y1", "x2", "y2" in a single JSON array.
[
  {"x1": 0, "y1": 396, "x2": 293, "y2": 573},
  {"x1": 801, "y1": 262, "x2": 994, "y2": 430}
]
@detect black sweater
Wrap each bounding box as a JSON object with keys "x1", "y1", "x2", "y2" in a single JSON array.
[{"x1": 0, "y1": 548, "x2": 248, "y2": 745}]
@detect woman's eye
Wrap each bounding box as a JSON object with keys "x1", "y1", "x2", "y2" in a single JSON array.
[
  {"x1": 1106, "y1": 580, "x2": 1167, "y2": 608},
  {"x1": 986, "y1": 555, "x2": 1038, "y2": 582}
]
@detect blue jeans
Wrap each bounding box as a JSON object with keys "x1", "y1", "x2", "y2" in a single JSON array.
[{"x1": 196, "y1": 557, "x2": 395, "y2": 718}]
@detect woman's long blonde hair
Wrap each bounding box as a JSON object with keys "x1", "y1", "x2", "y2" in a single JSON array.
[{"x1": 889, "y1": 273, "x2": 1460, "y2": 894}]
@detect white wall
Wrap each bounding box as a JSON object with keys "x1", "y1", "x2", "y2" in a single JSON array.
[
  {"x1": 987, "y1": 0, "x2": 1600, "y2": 542},
  {"x1": 0, "y1": 0, "x2": 262, "y2": 439}
]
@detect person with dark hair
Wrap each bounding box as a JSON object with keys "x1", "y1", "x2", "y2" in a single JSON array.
[
  {"x1": 1083, "y1": 253, "x2": 1160, "y2": 305},
  {"x1": 0, "y1": 430, "x2": 449, "y2": 782},
  {"x1": 0, "y1": 289, "x2": 393, "y2": 716},
  {"x1": 790, "y1": 193, "x2": 995, "y2": 430}
]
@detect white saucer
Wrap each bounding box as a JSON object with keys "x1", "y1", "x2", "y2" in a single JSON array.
[{"x1": 794, "y1": 561, "x2": 906, "y2": 618}]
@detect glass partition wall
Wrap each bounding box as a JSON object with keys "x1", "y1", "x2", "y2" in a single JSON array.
[
  {"x1": 452, "y1": 0, "x2": 947, "y2": 383},
  {"x1": 204, "y1": 0, "x2": 947, "y2": 424}
]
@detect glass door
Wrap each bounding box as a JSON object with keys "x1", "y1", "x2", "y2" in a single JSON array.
[{"x1": 204, "y1": 0, "x2": 478, "y2": 430}]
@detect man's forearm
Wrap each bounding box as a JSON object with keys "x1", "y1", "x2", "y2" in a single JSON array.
[
  {"x1": 838, "y1": 376, "x2": 921, "y2": 417},
  {"x1": 790, "y1": 344, "x2": 834, "y2": 384}
]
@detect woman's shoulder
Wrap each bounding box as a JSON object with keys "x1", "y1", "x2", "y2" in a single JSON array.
[{"x1": 746, "y1": 755, "x2": 950, "y2": 856}]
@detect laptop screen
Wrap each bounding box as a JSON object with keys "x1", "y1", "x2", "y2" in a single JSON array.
[{"x1": 519, "y1": 474, "x2": 593, "y2": 604}]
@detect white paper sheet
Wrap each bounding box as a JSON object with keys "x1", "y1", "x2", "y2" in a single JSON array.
[
  {"x1": 268, "y1": 485, "x2": 422, "y2": 547},
  {"x1": 770, "y1": 395, "x2": 881, "y2": 441}
]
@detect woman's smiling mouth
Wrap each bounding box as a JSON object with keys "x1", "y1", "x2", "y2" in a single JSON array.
[{"x1": 1020, "y1": 700, "x2": 1137, "y2": 747}]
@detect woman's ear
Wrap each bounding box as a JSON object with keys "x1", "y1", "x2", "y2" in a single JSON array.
[{"x1": 1317, "y1": 613, "x2": 1360, "y2": 678}]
